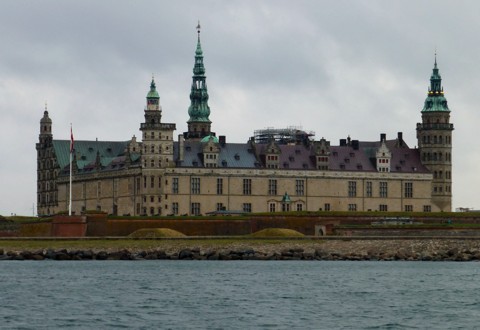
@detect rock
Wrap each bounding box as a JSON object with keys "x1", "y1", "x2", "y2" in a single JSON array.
[
  {"x1": 20, "y1": 251, "x2": 33, "y2": 260},
  {"x1": 291, "y1": 248, "x2": 304, "y2": 253},
  {"x1": 95, "y1": 251, "x2": 108, "y2": 260},
  {"x1": 207, "y1": 253, "x2": 219, "y2": 260},
  {"x1": 281, "y1": 249, "x2": 293, "y2": 257},
  {"x1": 178, "y1": 249, "x2": 193, "y2": 259},
  {"x1": 44, "y1": 249, "x2": 56, "y2": 259},
  {"x1": 81, "y1": 250, "x2": 94, "y2": 259},
  {"x1": 55, "y1": 253, "x2": 71, "y2": 260},
  {"x1": 315, "y1": 249, "x2": 329, "y2": 258}
]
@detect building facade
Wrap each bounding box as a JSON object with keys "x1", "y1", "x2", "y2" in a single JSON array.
[{"x1": 36, "y1": 30, "x2": 453, "y2": 216}]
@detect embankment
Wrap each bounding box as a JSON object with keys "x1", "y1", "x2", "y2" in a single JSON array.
[{"x1": 1, "y1": 238, "x2": 480, "y2": 261}]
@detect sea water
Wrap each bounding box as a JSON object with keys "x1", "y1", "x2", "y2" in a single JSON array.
[{"x1": 0, "y1": 261, "x2": 479, "y2": 329}]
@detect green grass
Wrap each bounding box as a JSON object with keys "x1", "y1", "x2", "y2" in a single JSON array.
[{"x1": 0, "y1": 238, "x2": 323, "y2": 251}]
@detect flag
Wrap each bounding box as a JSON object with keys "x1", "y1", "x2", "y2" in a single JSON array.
[{"x1": 70, "y1": 125, "x2": 74, "y2": 153}]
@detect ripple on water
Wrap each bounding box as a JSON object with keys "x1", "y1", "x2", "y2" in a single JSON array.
[{"x1": 0, "y1": 261, "x2": 479, "y2": 329}]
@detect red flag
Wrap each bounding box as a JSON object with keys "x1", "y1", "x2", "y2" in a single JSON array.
[{"x1": 70, "y1": 126, "x2": 74, "y2": 153}]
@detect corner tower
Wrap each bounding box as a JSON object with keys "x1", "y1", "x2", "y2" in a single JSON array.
[
  {"x1": 416, "y1": 56, "x2": 454, "y2": 211},
  {"x1": 140, "y1": 78, "x2": 176, "y2": 215},
  {"x1": 184, "y1": 22, "x2": 214, "y2": 140},
  {"x1": 36, "y1": 105, "x2": 58, "y2": 215}
]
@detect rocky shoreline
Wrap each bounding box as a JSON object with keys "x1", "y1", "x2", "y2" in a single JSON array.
[{"x1": 2, "y1": 239, "x2": 480, "y2": 261}]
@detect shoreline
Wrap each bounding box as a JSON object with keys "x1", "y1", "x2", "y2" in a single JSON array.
[{"x1": 2, "y1": 238, "x2": 480, "y2": 261}]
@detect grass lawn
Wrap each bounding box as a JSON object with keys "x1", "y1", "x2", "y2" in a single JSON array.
[{"x1": 0, "y1": 238, "x2": 322, "y2": 252}]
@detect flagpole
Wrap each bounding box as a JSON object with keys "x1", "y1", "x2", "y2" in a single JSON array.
[{"x1": 69, "y1": 123, "x2": 73, "y2": 216}]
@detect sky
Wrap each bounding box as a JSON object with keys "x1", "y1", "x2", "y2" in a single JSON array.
[{"x1": 0, "y1": 0, "x2": 478, "y2": 216}]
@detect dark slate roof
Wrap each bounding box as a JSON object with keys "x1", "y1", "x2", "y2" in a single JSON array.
[
  {"x1": 172, "y1": 138, "x2": 429, "y2": 174},
  {"x1": 330, "y1": 139, "x2": 429, "y2": 173},
  {"x1": 255, "y1": 144, "x2": 316, "y2": 169},
  {"x1": 52, "y1": 140, "x2": 138, "y2": 175},
  {"x1": 174, "y1": 141, "x2": 259, "y2": 168},
  {"x1": 329, "y1": 144, "x2": 376, "y2": 172}
]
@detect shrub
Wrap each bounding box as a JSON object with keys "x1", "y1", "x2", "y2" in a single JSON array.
[
  {"x1": 128, "y1": 228, "x2": 186, "y2": 238},
  {"x1": 250, "y1": 228, "x2": 304, "y2": 237}
]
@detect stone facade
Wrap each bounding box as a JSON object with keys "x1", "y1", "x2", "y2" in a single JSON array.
[{"x1": 36, "y1": 31, "x2": 453, "y2": 216}]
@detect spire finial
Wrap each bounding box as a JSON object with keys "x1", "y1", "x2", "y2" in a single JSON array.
[
  {"x1": 434, "y1": 48, "x2": 437, "y2": 68},
  {"x1": 44, "y1": 101, "x2": 48, "y2": 111},
  {"x1": 196, "y1": 20, "x2": 201, "y2": 34}
]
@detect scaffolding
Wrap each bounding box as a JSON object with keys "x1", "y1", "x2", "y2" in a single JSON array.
[{"x1": 253, "y1": 126, "x2": 315, "y2": 144}]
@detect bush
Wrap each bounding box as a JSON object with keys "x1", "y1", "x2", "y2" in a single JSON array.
[
  {"x1": 128, "y1": 228, "x2": 186, "y2": 238},
  {"x1": 250, "y1": 228, "x2": 304, "y2": 237}
]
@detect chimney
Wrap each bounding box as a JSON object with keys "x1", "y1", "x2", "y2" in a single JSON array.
[
  {"x1": 352, "y1": 140, "x2": 359, "y2": 150},
  {"x1": 178, "y1": 134, "x2": 184, "y2": 162},
  {"x1": 380, "y1": 133, "x2": 386, "y2": 142},
  {"x1": 219, "y1": 135, "x2": 226, "y2": 146},
  {"x1": 397, "y1": 132, "x2": 403, "y2": 147}
]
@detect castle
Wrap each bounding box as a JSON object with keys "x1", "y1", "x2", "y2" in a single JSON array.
[{"x1": 36, "y1": 28, "x2": 453, "y2": 216}]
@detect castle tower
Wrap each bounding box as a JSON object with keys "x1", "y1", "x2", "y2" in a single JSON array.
[
  {"x1": 139, "y1": 78, "x2": 176, "y2": 215},
  {"x1": 416, "y1": 56, "x2": 454, "y2": 211},
  {"x1": 184, "y1": 22, "x2": 214, "y2": 140},
  {"x1": 36, "y1": 106, "x2": 58, "y2": 215}
]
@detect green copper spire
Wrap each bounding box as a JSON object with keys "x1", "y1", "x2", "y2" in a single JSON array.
[
  {"x1": 147, "y1": 77, "x2": 160, "y2": 100},
  {"x1": 422, "y1": 55, "x2": 450, "y2": 112},
  {"x1": 188, "y1": 22, "x2": 211, "y2": 124}
]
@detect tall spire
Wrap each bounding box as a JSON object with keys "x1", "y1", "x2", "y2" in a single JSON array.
[
  {"x1": 146, "y1": 76, "x2": 160, "y2": 111},
  {"x1": 186, "y1": 21, "x2": 212, "y2": 139},
  {"x1": 422, "y1": 54, "x2": 449, "y2": 112}
]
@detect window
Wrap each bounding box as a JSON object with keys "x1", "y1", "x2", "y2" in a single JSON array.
[
  {"x1": 243, "y1": 203, "x2": 252, "y2": 213},
  {"x1": 269, "y1": 203, "x2": 276, "y2": 212},
  {"x1": 379, "y1": 182, "x2": 388, "y2": 198},
  {"x1": 150, "y1": 207, "x2": 154, "y2": 215},
  {"x1": 366, "y1": 181, "x2": 372, "y2": 197},
  {"x1": 423, "y1": 205, "x2": 431, "y2": 212},
  {"x1": 143, "y1": 176, "x2": 147, "y2": 189},
  {"x1": 191, "y1": 202, "x2": 201, "y2": 215},
  {"x1": 97, "y1": 181, "x2": 102, "y2": 198},
  {"x1": 172, "y1": 202, "x2": 179, "y2": 215},
  {"x1": 405, "y1": 205, "x2": 413, "y2": 212},
  {"x1": 296, "y1": 180, "x2": 305, "y2": 196},
  {"x1": 324, "y1": 203, "x2": 331, "y2": 211},
  {"x1": 172, "y1": 178, "x2": 179, "y2": 194},
  {"x1": 379, "y1": 204, "x2": 388, "y2": 212},
  {"x1": 150, "y1": 176, "x2": 155, "y2": 188},
  {"x1": 268, "y1": 179, "x2": 277, "y2": 195},
  {"x1": 348, "y1": 181, "x2": 357, "y2": 197},
  {"x1": 404, "y1": 182, "x2": 413, "y2": 198},
  {"x1": 191, "y1": 177, "x2": 200, "y2": 194},
  {"x1": 348, "y1": 204, "x2": 357, "y2": 211},
  {"x1": 150, "y1": 196, "x2": 154, "y2": 203},
  {"x1": 243, "y1": 179, "x2": 252, "y2": 195},
  {"x1": 296, "y1": 203, "x2": 303, "y2": 211},
  {"x1": 216, "y1": 203, "x2": 224, "y2": 211},
  {"x1": 217, "y1": 178, "x2": 223, "y2": 195},
  {"x1": 282, "y1": 203, "x2": 290, "y2": 212}
]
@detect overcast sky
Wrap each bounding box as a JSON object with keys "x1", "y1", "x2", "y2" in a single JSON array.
[{"x1": 1, "y1": 0, "x2": 478, "y2": 216}]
